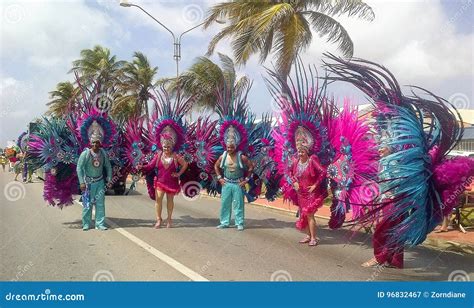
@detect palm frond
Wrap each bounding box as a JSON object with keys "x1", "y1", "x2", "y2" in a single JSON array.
[{"x1": 305, "y1": 11, "x2": 354, "y2": 58}]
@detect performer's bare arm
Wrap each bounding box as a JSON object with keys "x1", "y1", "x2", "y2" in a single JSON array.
[
  {"x1": 172, "y1": 155, "x2": 188, "y2": 178},
  {"x1": 239, "y1": 155, "x2": 254, "y2": 187},
  {"x1": 241, "y1": 155, "x2": 254, "y2": 177},
  {"x1": 214, "y1": 155, "x2": 225, "y2": 185}
]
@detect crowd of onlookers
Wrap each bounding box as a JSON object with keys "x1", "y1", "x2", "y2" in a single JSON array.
[{"x1": 0, "y1": 147, "x2": 33, "y2": 182}]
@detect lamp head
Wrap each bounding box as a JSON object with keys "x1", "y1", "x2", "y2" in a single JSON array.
[{"x1": 120, "y1": 0, "x2": 132, "y2": 7}]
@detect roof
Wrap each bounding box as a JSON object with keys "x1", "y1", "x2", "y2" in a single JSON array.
[
  {"x1": 458, "y1": 109, "x2": 474, "y2": 125},
  {"x1": 463, "y1": 127, "x2": 474, "y2": 140},
  {"x1": 356, "y1": 104, "x2": 474, "y2": 124}
]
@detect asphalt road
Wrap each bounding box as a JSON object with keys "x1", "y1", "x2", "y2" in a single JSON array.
[{"x1": 1, "y1": 171, "x2": 472, "y2": 281}]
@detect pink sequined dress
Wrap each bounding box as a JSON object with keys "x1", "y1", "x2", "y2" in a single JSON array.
[
  {"x1": 290, "y1": 155, "x2": 327, "y2": 230},
  {"x1": 142, "y1": 152, "x2": 181, "y2": 195}
]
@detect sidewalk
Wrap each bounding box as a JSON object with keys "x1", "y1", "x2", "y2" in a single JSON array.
[{"x1": 251, "y1": 197, "x2": 474, "y2": 254}]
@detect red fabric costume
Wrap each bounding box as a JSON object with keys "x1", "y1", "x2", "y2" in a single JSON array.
[
  {"x1": 142, "y1": 152, "x2": 181, "y2": 195},
  {"x1": 290, "y1": 155, "x2": 327, "y2": 230}
]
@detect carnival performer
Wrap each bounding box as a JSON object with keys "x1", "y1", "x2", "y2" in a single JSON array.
[
  {"x1": 27, "y1": 77, "x2": 121, "y2": 210},
  {"x1": 362, "y1": 145, "x2": 404, "y2": 268},
  {"x1": 267, "y1": 64, "x2": 333, "y2": 246},
  {"x1": 212, "y1": 80, "x2": 261, "y2": 231},
  {"x1": 324, "y1": 54, "x2": 474, "y2": 268},
  {"x1": 13, "y1": 153, "x2": 23, "y2": 181},
  {"x1": 137, "y1": 87, "x2": 194, "y2": 229},
  {"x1": 289, "y1": 136, "x2": 327, "y2": 246},
  {"x1": 138, "y1": 132, "x2": 188, "y2": 229},
  {"x1": 21, "y1": 154, "x2": 33, "y2": 183},
  {"x1": 0, "y1": 154, "x2": 7, "y2": 172},
  {"x1": 17, "y1": 132, "x2": 32, "y2": 183},
  {"x1": 214, "y1": 131, "x2": 254, "y2": 231},
  {"x1": 77, "y1": 130, "x2": 112, "y2": 231},
  {"x1": 6, "y1": 147, "x2": 17, "y2": 173}
]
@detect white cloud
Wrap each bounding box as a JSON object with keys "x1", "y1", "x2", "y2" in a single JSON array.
[
  {"x1": 301, "y1": 0, "x2": 473, "y2": 104},
  {"x1": 97, "y1": 0, "x2": 222, "y2": 38},
  {"x1": 0, "y1": 0, "x2": 472, "y2": 145},
  {"x1": 1, "y1": 0, "x2": 126, "y2": 65},
  {"x1": 181, "y1": 0, "x2": 473, "y2": 113},
  {"x1": 0, "y1": 0, "x2": 132, "y2": 145}
]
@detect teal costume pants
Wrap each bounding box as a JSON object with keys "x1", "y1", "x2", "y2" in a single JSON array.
[
  {"x1": 220, "y1": 183, "x2": 245, "y2": 227},
  {"x1": 82, "y1": 179, "x2": 106, "y2": 228}
]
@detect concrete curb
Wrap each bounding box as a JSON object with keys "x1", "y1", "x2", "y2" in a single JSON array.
[
  {"x1": 422, "y1": 238, "x2": 474, "y2": 255},
  {"x1": 195, "y1": 193, "x2": 474, "y2": 255},
  {"x1": 247, "y1": 198, "x2": 474, "y2": 255}
]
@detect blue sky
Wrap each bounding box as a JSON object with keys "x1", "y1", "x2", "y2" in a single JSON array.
[{"x1": 1, "y1": 0, "x2": 473, "y2": 146}]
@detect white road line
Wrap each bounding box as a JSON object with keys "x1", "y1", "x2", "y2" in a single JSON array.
[{"x1": 73, "y1": 200, "x2": 208, "y2": 281}]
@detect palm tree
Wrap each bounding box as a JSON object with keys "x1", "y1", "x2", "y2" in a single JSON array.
[
  {"x1": 109, "y1": 97, "x2": 137, "y2": 124},
  {"x1": 204, "y1": 0, "x2": 374, "y2": 77},
  {"x1": 113, "y1": 52, "x2": 158, "y2": 119},
  {"x1": 70, "y1": 45, "x2": 126, "y2": 90},
  {"x1": 162, "y1": 53, "x2": 250, "y2": 111},
  {"x1": 46, "y1": 81, "x2": 79, "y2": 117}
]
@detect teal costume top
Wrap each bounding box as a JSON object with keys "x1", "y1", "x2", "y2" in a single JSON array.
[
  {"x1": 77, "y1": 148, "x2": 112, "y2": 185},
  {"x1": 220, "y1": 151, "x2": 245, "y2": 180}
]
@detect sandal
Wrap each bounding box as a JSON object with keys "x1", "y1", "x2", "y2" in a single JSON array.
[
  {"x1": 154, "y1": 219, "x2": 162, "y2": 229},
  {"x1": 299, "y1": 235, "x2": 311, "y2": 244},
  {"x1": 361, "y1": 258, "x2": 380, "y2": 267},
  {"x1": 308, "y1": 238, "x2": 320, "y2": 246}
]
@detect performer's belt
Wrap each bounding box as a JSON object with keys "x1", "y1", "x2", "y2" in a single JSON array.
[
  {"x1": 224, "y1": 177, "x2": 242, "y2": 184},
  {"x1": 84, "y1": 175, "x2": 103, "y2": 184}
]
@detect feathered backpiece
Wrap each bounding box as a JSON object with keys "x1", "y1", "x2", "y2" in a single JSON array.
[
  {"x1": 214, "y1": 81, "x2": 269, "y2": 202},
  {"x1": 73, "y1": 77, "x2": 118, "y2": 149},
  {"x1": 323, "y1": 53, "x2": 472, "y2": 247},
  {"x1": 266, "y1": 63, "x2": 333, "y2": 205},
  {"x1": 28, "y1": 117, "x2": 80, "y2": 208},
  {"x1": 124, "y1": 117, "x2": 150, "y2": 174},
  {"x1": 76, "y1": 110, "x2": 117, "y2": 149},
  {"x1": 149, "y1": 87, "x2": 193, "y2": 154},
  {"x1": 187, "y1": 116, "x2": 223, "y2": 196},
  {"x1": 326, "y1": 101, "x2": 379, "y2": 229},
  {"x1": 248, "y1": 114, "x2": 280, "y2": 201},
  {"x1": 215, "y1": 82, "x2": 253, "y2": 153},
  {"x1": 410, "y1": 89, "x2": 472, "y2": 218}
]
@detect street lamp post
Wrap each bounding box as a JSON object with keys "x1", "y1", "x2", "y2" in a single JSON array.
[{"x1": 119, "y1": 0, "x2": 207, "y2": 79}]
